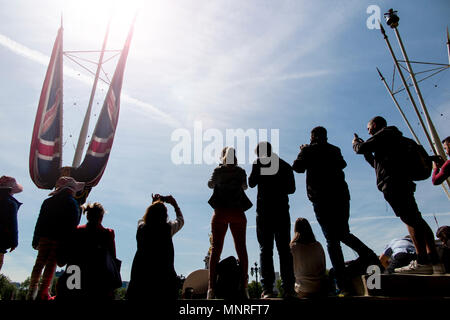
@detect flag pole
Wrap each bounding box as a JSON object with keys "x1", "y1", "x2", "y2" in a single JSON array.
[
  {"x1": 379, "y1": 23, "x2": 436, "y2": 153},
  {"x1": 72, "y1": 19, "x2": 111, "y2": 168},
  {"x1": 391, "y1": 25, "x2": 447, "y2": 160},
  {"x1": 382, "y1": 9, "x2": 450, "y2": 196},
  {"x1": 447, "y1": 27, "x2": 450, "y2": 65}
]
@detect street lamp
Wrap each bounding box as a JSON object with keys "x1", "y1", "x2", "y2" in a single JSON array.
[
  {"x1": 384, "y1": 8, "x2": 399, "y2": 28},
  {"x1": 250, "y1": 262, "x2": 261, "y2": 283}
]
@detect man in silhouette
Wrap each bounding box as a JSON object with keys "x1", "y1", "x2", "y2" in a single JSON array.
[
  {"x1": 353, "y1": 116, "x2": 442, "y2": 274},
  {"x1": 294, "y1": 126, "x2": 379, "y2": 295},
  {"x1": 249, "y1": 142, "x2": 296, "y2": 298}
]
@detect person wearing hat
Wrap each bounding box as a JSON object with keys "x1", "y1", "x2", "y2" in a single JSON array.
[
  {"x1": 0, "y1": 176, "x2": 23, "y2": 272},
  {"x1": 28, "y1": 176, "x2": 84, "y2": 300}
]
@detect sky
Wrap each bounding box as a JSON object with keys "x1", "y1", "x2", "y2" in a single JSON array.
[{"x1": 0, "y1": 0, "x2": 449, "y2": 283}]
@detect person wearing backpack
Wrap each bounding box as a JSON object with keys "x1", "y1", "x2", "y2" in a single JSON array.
[
  {"x1": 431, "y1": 136, "x2": 450, "y2": 186},
  {"x1": 207, "y1": 147, "x2": 251, "y2": 299},
  {"x1": 353, "y1": 116, "x2": 443, "y2": 274}
]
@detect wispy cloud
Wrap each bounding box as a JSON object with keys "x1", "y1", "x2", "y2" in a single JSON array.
[{"x1": 0, "y1": 32, "x2": 180, "y2": 127}]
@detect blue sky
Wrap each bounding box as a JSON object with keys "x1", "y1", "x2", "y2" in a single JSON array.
[{"x1": 0, "y1": 0, "x2": 449, "y2": 283}]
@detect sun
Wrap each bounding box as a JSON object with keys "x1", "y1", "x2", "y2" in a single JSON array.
[{"x1": 62, "y1": 0, "x2": 144, "y2": 48}]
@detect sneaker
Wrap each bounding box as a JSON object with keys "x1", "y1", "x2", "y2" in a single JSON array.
[
  {"x1": 394, "y1": 260, "x2": 433, "y2": 275},
  {"x1": 432, "y1": 263, "x2": 446, "y2": 275},
  {"x1": 206, "y1": 288, "x2": 215, "y2": 300},
  {"x1": 337, "y1": 290, "x2": 352, "y2": 298},
  {"x1": 261, "y1": 290, "x2": 275, "y2": 299}
]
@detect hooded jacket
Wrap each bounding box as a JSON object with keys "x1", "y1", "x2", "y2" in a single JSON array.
[{"x1": 353, "y1": 126, "x2": 411, "y2": 191}]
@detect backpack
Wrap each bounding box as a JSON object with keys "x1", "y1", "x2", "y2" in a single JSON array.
[
  {"x1": 215, "y1": 256, "x2": 242, "y2": 299},
  {"x1": 400, "y1": 137, "x2": 432, "y2": 181}
]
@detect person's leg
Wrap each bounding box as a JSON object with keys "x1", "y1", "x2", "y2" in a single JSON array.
[
  {"x1": 0, "y1": 252, "x2": 4, "y2": 271},
  {"x1": 256, "y1": 213, "x2": 275, "y2": 294},
  {"x1": 384, "y1": 187, "x2": 438, "y2": 265},
  {"x1": 37, "y1": 240, "x2": 58, "y2": 299},
  {"x1": 28, "y1": 238, "x2": 52, "y2": 300},
  {"x1": 209, "y1": 209, "x2": 229, "y2": 292},
  {"x1": 229, "y1": 209, "x2": 248, "y2": 289},
  {"x1": 314, "y1": 202, "x2": 347, "y2": 292},
  {"x1": 337, "y1": 201, "x2": 379, "y2": 263},
  {"x1": 274, "y1": 212, "x2": 295, "y2": 295}
]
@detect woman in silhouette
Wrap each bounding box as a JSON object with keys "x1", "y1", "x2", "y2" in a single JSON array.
[
  {"x1": 290, "y1": 217, "x2": 327, "y2": 298},
  {"x1": 207, "y1": 147, "x2": 251, "y2": 299},
  {"x1": 127, "y1": 194, "x2": 184, "y2": 301}
]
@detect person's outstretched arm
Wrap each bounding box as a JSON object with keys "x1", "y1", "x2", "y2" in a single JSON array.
[
  {"x1": 166, "y1": 195, "x2": 184, "y2": 236},
  {"x1": 292, "y1": 145, "x2": 308, "y2": 173}
]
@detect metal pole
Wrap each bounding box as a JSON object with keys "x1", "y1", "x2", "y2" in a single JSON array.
[
  {"x1": 72, "y1": 20, "x2": 111, "y2": 167},
  {"x1": 392, "y1": 26, "x2": 450, "y2": 192},
  {"x1": 376, "y1": 67, "x2": 420, "y2": 143},
  {"x1": 380, "y1": 24, "x2": 436, "y2": 154},
  {"x1": 393, "y1": 27, "x2": 447, "y2": 160},
  {"x1": 447, "y1": 27, "x2": 450, "y2": 65}
]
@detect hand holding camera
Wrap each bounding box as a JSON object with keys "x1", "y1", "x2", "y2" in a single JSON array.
[
  {"x1": 352, "y1": 133, "x2": 364, "y2": 145},
  {"x1": 152, "y1": 193, "x2": 179, "y2": 208}
]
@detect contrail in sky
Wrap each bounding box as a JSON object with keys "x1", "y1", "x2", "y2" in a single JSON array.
[{"x1": 0, "y1": 32, "x2": 180, "y2": 127}]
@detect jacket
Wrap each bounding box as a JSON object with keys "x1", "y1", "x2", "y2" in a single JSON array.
[
  {"x1": 32, "y1": 191, "x2": 81, "y2": 248},
  {"x1": 249, "y1": 153, "x2": 295, "y2": 211},
  {"x1": 0, "y1": 194, "x2": 22, "y2": 250},
  {"x1": 353, "y1": 126, "x2": 412, "y2": 191},
  {"x1": 208, "y1": 164, "x2": 251, "y2": 210},
  {"x1": 293, "y1": 142, "x2": 350, "y2": 203}
]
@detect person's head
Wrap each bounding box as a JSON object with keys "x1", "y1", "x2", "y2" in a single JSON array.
[
  {"x1": 49, "y1": 176, "x2": 84, "y2": 197},
  {"x1": 291, "y1": 217, "x2": 316, "y2": 245},
  {"x1": 0, "y1": 176, "x2": 23, "y2": 195},
  {"x1": 436, "y1": 226, "x2": 450, "y2": 247},
  {"x1": 143, "y1": 200, "x2": 168, "y2": 226},
  {"x1": 310, "y1": 126, "x2": 327, "y2": 144},
  {"x1": 84, "y1": 202, "x2": 106, "y2": 225},
  {"x1": 442, "y1": 136, "x2": 450, "y2": 156},
  {"x1": 255, "y1": 142, "x2": 272, "y2": 158},
  {"x1": 367, "y1": 116, "x2": 387, "y2": 136},
  {"x1": 221, "y1": 146, "x2": 237, "y2": 165}
]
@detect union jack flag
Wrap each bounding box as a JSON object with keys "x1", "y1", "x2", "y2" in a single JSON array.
[
  {"x1": 29, "y1": 27, "x2": 63, "y2": 189},
  {"x1": 73, "y1": 23, "x2": 134, "y2": 187}
]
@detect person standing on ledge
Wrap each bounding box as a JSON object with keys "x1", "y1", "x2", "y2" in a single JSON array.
[
  {"x1": 249, "y1": 141, "x2": 296, "y2": 299},
  {"x1": 294, "y1": 126, "x2": 380, "y2": 295},
  {"x1": 353, "y1": 116, "x2": 443, "y2": 274}
]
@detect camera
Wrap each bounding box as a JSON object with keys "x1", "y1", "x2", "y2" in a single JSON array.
[{"x1": 152, "y1": 193, "x2": 169, "y2": 202}]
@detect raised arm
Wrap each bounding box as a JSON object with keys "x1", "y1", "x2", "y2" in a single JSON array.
[
  {"x1": 292, "y1": 146, "x2": 308, "y2": 173},
  {"x1": 166, "y1": 195, "x2": 184, "y2": 236},
  {"x1": 248, "y1": 162, "x2": 259, "y2": 188}
]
